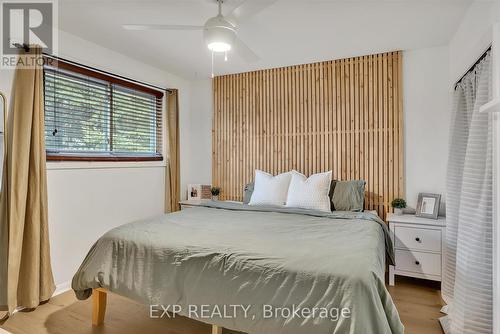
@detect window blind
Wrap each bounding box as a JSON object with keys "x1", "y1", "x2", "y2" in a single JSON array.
[{"x1": 43, "y1": 60, "x2": 163, "y2": 161}]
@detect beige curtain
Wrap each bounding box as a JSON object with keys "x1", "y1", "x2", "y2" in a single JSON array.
[
  {"x1": 0, "y1": 47, "x2": 55, "y2": 315},
  {"x1": 165, "y1": 89, "x2": 180, "y2": 213}
]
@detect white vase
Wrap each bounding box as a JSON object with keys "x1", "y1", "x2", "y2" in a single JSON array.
[
  {"x1": 212, "y1": 195, "x2": 219, "y2": 201},
  {"x1": 394, "y1": 208, "x2": 404, "y2": 215}
]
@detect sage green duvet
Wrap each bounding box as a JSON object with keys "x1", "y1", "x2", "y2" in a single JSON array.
[{"x1": 72, "y1": 201, "x2": 403, "y2": 334}]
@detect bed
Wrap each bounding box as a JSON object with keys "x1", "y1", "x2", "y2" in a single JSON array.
[{"x1": 72, "y1": 201, "x2": 404, "y2": 334}]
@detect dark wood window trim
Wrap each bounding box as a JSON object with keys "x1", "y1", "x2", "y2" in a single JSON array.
[
  {"x1": 43, "y1": 56, "x2": 165, "y2": 162},
  {"x1": 43, "y1": 56, "x2": 164, "y2": 99}
]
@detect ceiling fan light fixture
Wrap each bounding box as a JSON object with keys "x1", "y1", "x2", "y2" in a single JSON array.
[
  {"x1": 204, "y1": 15, "x2": 235, "y2": 53},
  {"x1": 123, "y1": 0, "x2": 263, "y2": 65},
  {"x1": 208, "y1": 42, "x2": 231, "y2": 52}
]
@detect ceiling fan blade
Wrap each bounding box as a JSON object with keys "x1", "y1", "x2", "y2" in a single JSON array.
[
  {"x1": 122, "y1": 24, "x2": 203, "y2": 31},
  {"x1": 233, "y1": 36, "x2": 260, "y2": 63},
  {"x1": 227, "y1": 0, "x2": 278, "y2": 24}
]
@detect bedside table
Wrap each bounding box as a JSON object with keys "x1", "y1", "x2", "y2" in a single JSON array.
[
  {"x1": 179, "y1": 199, "x2": 210, "y2": 210},
  {"x1": 387, "y1": 213, "x2": 446, "y2": 286},
  {"x1": 179, "y1": 200, "x2": 244, "y2": 210}
]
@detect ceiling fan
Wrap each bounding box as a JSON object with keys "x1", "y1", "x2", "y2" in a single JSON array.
[{"x1": 123, "y1": 0, "x2": 278, "y2": 63}]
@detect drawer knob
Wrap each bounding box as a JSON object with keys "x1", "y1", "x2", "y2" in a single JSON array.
[
  {"x1": 415, "y1": 260, "x2": 420, "y2": 266},
  {"x1": 415, "y1": 237, "x2": 421, "y2": 243}
]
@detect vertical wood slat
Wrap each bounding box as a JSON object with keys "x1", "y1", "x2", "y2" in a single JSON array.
[{"x1": 212, "y1": 51, "x2": 403, "y2": 220}]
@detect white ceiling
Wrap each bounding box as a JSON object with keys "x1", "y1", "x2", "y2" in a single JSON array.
[{"x1": 59, "y1": 0, "x2": 475, "y2": 79}]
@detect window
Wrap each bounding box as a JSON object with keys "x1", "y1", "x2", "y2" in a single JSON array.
[{"x1": 43, "y1": 57, "x2": 164, "y2": 161}]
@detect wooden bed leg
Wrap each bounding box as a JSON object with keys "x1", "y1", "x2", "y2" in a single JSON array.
[
  {"x1": 92, "y1": 288, "x2": 107, "y2": 326},
  {"x1": 212, "y1": 324, "x2": 222, "y2": 334}
]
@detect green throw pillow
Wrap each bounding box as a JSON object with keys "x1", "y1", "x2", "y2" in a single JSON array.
[{"x1": 331, "y1": 180, "x2": 366, "y2": 211}]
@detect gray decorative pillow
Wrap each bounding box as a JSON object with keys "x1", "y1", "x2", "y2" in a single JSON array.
[
  {"x1": 331, "y1": 180, "x2": 366, "y2": 211},
  {"x1": 243, "y1": 182, "x2": 254, "y2": 204}
]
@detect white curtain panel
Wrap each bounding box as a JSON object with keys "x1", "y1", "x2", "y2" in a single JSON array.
[{"x1": 443, "y1": 51, "x2": 493, "y2": 334}]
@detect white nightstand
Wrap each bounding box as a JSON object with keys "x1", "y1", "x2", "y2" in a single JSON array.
[
  {"x1": 387, "y1": 213, "x2": 446, "y2": 286},
  {"x1": 179, "y1": 199, "x2": 211, "y2": 210},
  {"x1": 179, "y1": 199, "x2": 243, "y2": 210}
]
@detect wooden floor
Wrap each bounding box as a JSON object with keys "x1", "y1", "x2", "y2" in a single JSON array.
[{"x1": 1, "y1": 276, "x2": 443, "y2": 334}]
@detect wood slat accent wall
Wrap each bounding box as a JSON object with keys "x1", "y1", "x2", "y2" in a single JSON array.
[{"x1": 212, "y1": 51, "x2": 403, "y2": 219}]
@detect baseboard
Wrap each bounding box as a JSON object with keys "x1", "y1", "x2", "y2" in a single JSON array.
[{"x1": 53, "y1": 281, "x2": 71, "y2": 297}]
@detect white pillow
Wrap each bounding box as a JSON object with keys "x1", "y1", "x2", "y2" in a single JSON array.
[
  {"x1": 248, "y1": 170, "x2": 292, "y2": 206},
  {"x1": 285, "y1": 170, "x2": 332, "y2": 212}
]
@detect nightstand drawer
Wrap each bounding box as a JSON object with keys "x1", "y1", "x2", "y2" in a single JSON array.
[
  {"x1": 395, "y1": 249, "x2": 441, "y2": 276},
  {"x1": 394, "y1": 226, "x2": 441, "y2": 252}
]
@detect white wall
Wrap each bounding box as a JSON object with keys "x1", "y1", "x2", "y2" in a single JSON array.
[
  {"x1": 449, "y1": 1, "x2": 500, "y2": 84},
  {"x1": 0, "y1": 30, "x2": 194, "y2": 290},
  {"x1": 403, "y1": 46, "x2": 450, "y2": 212},
  {"x1": 186, "y1": 79, "x2": 213, "y2": 186},
  {"x1": 47, "y1": 166, "x2": 165, "y2": 292}
]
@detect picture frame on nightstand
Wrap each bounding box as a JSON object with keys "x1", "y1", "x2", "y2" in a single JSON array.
[
  {"x1": 415, "y1": 193, "x2": 441, "y2": 220},
  {"x1": 187, "y1": 184, "x2": 212, "y2": 201},
  {"x1": 187, "y1": 184, "x2": 201, "y2": 200}
]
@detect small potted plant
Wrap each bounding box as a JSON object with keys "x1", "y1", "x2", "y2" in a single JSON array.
[
  {"x1": 391, "y1": 198, "x2": 406, "y2": 216},
  {"x1": 211, "y1": 187, "x2": 221, "y2": 201}
]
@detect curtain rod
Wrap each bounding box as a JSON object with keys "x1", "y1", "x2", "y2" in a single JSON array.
[
  {"x1": 11, "y1": 44, "x2": 173, "y2": 94},
  {"x1": 454, "y1": 45, "x2": 492, "y2": 90},
  {"x1": 13, "y1": 42, "x2": 30, "y2": 52}
]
